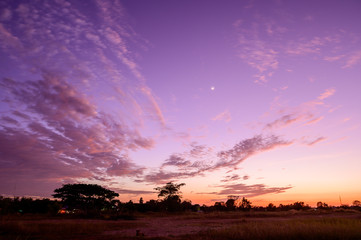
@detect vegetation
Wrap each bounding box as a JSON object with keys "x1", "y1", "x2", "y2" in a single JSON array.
[{"x1": 188, "y1": 218, "x2": 361, "y2": 240}]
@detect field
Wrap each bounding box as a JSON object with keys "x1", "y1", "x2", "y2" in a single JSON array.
[{"x1": 1, "y1": 210, "x2": 361, "y2": 240}]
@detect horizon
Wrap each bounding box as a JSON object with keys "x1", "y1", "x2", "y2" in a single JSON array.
[{"x1": 1, "y1": 0, "x2": 360, "y2": 208}]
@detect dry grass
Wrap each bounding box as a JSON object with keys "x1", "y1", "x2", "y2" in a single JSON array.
[
  {"x1": 184, "y1": 218, "x2": 361, "y2": 240},
  {"x1": 0, "y1": 218, "x2": 144, "y2": 240},
  {"x1": 1, "y1": 211, "x2": 361, "y2": 240}
]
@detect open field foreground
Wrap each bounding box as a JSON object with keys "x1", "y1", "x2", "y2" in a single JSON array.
[{"x1": 1, "y1": 211, "x2": 361, "y2": 240}]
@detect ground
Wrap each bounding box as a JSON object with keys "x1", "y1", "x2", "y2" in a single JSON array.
[{"x1": 1, "y1": 210, "x2": 361, "y2": 239}]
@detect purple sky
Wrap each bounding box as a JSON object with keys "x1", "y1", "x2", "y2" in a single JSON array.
[{"x1": 1, "y1": 0, "x2": 360, "y2": 206}]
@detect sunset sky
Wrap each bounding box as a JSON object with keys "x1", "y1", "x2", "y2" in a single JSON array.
[{"x1": 1, "y1": 0, "x2": 360, "y2": 206}]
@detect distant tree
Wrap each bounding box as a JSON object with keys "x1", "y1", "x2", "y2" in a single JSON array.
[
  {"x1": 317, "y1": 201, "x2": 329, "y2": 209},
  {"x1": 181, "y1": 199, "x2": 193, "y2": 211},
  {"x1": 292, "y1": 201, "x2": 306, "y2": 210},
  {"x1": 226, "y1": 195, "x2": 238, "y2": 211},
  {"x1": 154, "y1": 182, "x2": 185, "y2": 212},
  {"x1": 53, "y1": 183, "x2": 119, "y2": 214},
  {"x1": 146, "y1": 199, "x2": 160, "y2": 212},
  {"x1": 214, "y1": 201, "x2": 226, "y2": 211},
  {"x1": 266, "y1": 203, "x2": 276, "y2": 211},
  {"x1": 239, "y1": 197, "x2": 252, "y2": 211},
  {"x1": 352, "y1": 200, "x2": 361, "y2": 207}
]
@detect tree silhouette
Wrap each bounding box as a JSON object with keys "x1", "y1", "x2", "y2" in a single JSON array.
[
  {"x1": 353, "y1": 200, "x2": 361, "y2": 207},
  {"x1": 154, "y1": 182, "x2": 185, "y2": 211},
  {"x1": 317, "y1": 201, "x2": 329, "y2": 209},
  {"x1": 53, "y1": 183, "x2": 118, "y2": 214},
  {"x1": 239, "y1": 197, "x2": 252, "y2": 211},
  {"x1": 226, "y1": 195, "x2": 238, "y2": 211}
]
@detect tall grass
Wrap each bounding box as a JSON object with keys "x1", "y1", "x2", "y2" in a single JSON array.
[{"x1": 186, "y1": 218, "x2": 361, "y2": 240}]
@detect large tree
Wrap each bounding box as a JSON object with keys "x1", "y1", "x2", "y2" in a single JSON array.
[{"x1": 53, "y1": 183, "x2": 119, "y2": 212}]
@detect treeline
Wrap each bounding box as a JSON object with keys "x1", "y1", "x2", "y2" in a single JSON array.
[
  {"x1": 0, "y1": 196, "x2": 61, "y2": 215},
  {"x1": 1, "y1": 195, "x2": 360, "y2": 217},
  {"x1": 1, "y1": 182, "x2": 360, "y2": 217},
  {"x1": 0, "y1": 195, "x2": 197, "y2": 216}
]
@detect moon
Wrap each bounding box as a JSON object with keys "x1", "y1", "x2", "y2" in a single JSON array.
[{"x1": 211, "y1": 86, "x2": 215, "y2": 91}]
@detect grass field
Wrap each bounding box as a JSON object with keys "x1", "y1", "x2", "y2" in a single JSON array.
[{"x1": 1, "y1": 211, "x2": 361, "y2": 239}]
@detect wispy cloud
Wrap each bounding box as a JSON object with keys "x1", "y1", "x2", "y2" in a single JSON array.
[
  {"x1": 318, "y1": 88, "x2": 336, "y2": 100},
  {"x1": 323, "y1": 55, "x2": 345, "y2": 62},
  {"x1": 286, "y1": 37, "x2": 331, "y2": 55},
  {"x1": 212, "y1": 110, "x2": 232, "y2": 123},
  {"x1": 264, "y1": 114, "x2": 302, "y2": 130},
  {"x1": 162, "y1": 154, "x2": 191, "y2": 167},
  {"x1": 221, "y1": 174, "x2": 243, "y2": 182},
  {"x1": 214, "y1": 183, "x2": 292, "y2": 197},
  {"x1": 141, "y1": 135, "x2": 292, "y2": 184},
  {"x1": 232, "y1": 6, "x2": 354, "y2": 85},
  {"x1": 306, "y1": 137, "x2": 326, "y2": 146},
  {"x1": 304, "y1": 116, "x2": 324, "y2": 125},
  {"x1": 262, "y1": 87, "x2": 336, "y2": 132},
  {"x1": 234, "y1": 15, "x2": 282, "y2": 83},
  {"x1": 216, "y1": 135, "x2": 292, "y2": 169},
  {"x1": 342, "y1": 50, "x2": 361, "y2": 68}
]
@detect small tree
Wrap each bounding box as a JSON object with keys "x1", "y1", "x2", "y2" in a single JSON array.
[
  {"x1": 154, "y1": 182, "x2": 185, "y2": 211},
  {"x1": 352, "y1": 200, "x2": 361, "y2": 207},
  {"x1": 226, "y1": 195, "x2": 238, "y2": 211},
  {"x1": 239, "y1": 197, "x2": 252, "y2": 211},
  {"x1": 266, "y1": 203, "x2": 276, "y2": 211},
  {"x1": 317, "y1": 201, "x2": 329, "y2": 209}
]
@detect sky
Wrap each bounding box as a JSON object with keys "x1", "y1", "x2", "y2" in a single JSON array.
[{"x1": 0, "y1": 0, "x2": 360, "y2": 207}]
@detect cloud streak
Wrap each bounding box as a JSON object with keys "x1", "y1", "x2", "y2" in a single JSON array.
[
  {"x1": 141, "y1": 135, "x2": 292, "y2": 184},
  {"x1": 215, "y1": 183, "x2": 292, "y2": 197},
  {"x1": 212, "y1": 110, "x2": 232, "y2": 123}
]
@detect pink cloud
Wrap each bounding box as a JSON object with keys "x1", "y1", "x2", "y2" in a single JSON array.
[
  {"x1": 342, "y1": 50, "x2": 361, "y2": 68},
  {"x1": 234, "y1": 17, "x2": 280, "y2": 83},
  {"x1": 318, "y1": 88, "x2": 336, "y2": 100},
  {"x1": 323, "y1": 55, "x2": 345, "y2": 62},
  {"x1": 0, "y1": 23, "x2": 22, "y2": 49},
  {"x1": 216, "y1": 135, "x2": 292, "y2": 169},
  {"x1": 106, "y1": 160, "x2": 144, "y2": 177},
  {"x1": 212, "y1": 110, "x2": 232, "y2": 123},
  {"x1": 221, "y1": 174, "x2": 241, "y2": 182},
  {"x1": 141, "y1": 135, "x2": 292, "y2": 184},
  {"x1": 140, "y1": 86, "x2": 166, "y2": 127},
  {"x1": 304, "y1": 116, "x2": 324, "y2": 125},
  {"x1": 264, "y1": 114, "x2": 301, "y2": 130},
  {"x1": 162, "y1": 154, "x2": 191, "y2": 167},
  {"x1": 286, "y1": 37, "x2": 328, "y2": 55},
  {"x1": 306, "y1": 137, "x2": 326, "y2": 146}
]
